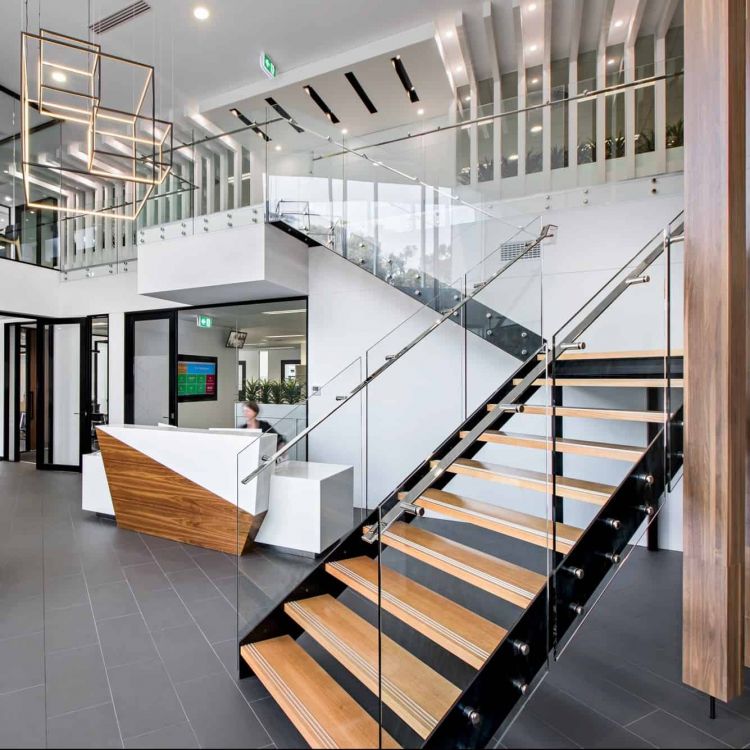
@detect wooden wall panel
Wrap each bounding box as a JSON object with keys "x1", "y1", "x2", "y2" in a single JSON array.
[
  {"x1": 98, "y1": 431, "x2": 260, "y2": 555},
  {"x1": 683, "y1": 0, "x2": 746, "y2": 702}
]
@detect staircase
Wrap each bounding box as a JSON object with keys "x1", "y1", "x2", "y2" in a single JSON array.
[
  {"x1": 237, "y1": 216, "x2": 684, "y2": 748},
  {"x1": 269, "y1": 200, "x2": 544, "y2": 361}
]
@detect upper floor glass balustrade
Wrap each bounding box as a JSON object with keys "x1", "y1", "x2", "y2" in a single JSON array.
[{"x1": 0, "y1": 54, "x2": 683, "y2": 276}]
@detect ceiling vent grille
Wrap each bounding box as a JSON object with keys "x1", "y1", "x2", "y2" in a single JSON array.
[
  {"x1": 89, "y1": 1, "x2": 151, "y2": 34},
  {"x1": 500, "y1": 240, "x2": 540, "y2": 262}
]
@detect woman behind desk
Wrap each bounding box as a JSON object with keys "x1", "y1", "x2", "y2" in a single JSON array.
[{"x1": 240, "y1": 401, "x2": 286, "y2": 449}]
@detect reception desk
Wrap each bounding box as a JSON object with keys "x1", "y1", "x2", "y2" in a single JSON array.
[
  {"x1": 96, "y1": 424, "x2": 276, "y2": 554},
  {"x1": 90, "y1": 425, "x2": 355, "y2": 557}
]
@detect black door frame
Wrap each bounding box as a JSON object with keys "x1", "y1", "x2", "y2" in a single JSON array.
[
  {"x1": 35, "y1": 317, "x2": 88, "y2": 472},
  {"x1": 124, "y1": 309, "x2": 178, "y2": 425}
]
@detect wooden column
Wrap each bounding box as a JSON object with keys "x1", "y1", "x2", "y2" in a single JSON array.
[{"x1": 683, "y1": 0, "x2": 746, "y2": 702}]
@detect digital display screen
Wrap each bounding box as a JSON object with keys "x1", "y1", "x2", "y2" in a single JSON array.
[{"x1": 177, "y1": 356, "x2": 217, "y2": 401}]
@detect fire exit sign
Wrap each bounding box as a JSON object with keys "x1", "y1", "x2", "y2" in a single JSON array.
[
  {"x1": 260, "y1": 52, "x2": 277, "y2": 78},
  {"x1": 197, "y1": 314, "x2": 213, "y2": 329}
]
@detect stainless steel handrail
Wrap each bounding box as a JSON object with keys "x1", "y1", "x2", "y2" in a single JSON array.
[{"x1": 240, "y1": 223, "x2": 555, "y2": 485}]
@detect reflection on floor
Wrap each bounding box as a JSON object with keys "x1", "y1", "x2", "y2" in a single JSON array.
[{"x1": 1, "y1": 461, "x2": 749, "y2": 749}]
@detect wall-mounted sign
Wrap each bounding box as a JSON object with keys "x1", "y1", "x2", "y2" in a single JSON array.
[
  {"x1": 260, "y1": 52, "x2": 277, "y2": 79},
  {"x1": 197, "y1": 314, "x2": 213, "y2": 329}
]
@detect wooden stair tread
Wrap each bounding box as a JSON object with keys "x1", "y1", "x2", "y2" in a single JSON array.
[
  {"x1": 284, "y1": 594, "x2": 460, "y2": 739},
  {"x1": 382, "y1": 521, "x2": 545, "y2": 607},
  {"x1": 536, "y1": 348, "x2": 684, "y2": 361},
  {"x1": 514, "y1": 377, "x2": 684, "y2": 388},
  {"x1": 411, "y1": 488, "x2": 583, "y2": 554},
  {"x1": 493, "y1": 404, "x2": 667, "y2": 423},
  {"x1": 326, "y1": 556, "x2": 505, "y2": 669},
  {"x1": 241, "y1": 636, "x2": 399, "y2": 749},
  {"x1": 461, "y1": 429, "x2": 644, "y2": 462},
  {"x1": 434, "y1": 458, "x2": 615, "y2": 505}
]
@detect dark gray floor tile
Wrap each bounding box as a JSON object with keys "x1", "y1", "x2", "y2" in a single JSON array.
[
  {"x1": 176, "y1": 672, "x2": 271, "y2": 748},
  {"x1": 192, "y1": 552, "x2": 237, "y2": 581},
  {"x1": 43, "y1": 551, "x2": 83, "y2": 580},
  {"x1": 0, "y1": 595, "x2": 43, "y2": 640},
  {"x1": 167, "y1": 568, "x2": 220, "y2": 604},
  {"x1": 44, "y1": 573, "x2": 89, "y2": 611},
  {"x1": 46, "y1": 643, "x2": 110, "y2": 717},
  {"x1": 81, "y1": 556, "x2": 126, "y2": 588},
  {"x1": 44, "y1": 603, "x2": 98, "y2": 653},
  {"x1": 122, "y1": 563, "x2": 170, "y2": 597},
  {"x1": 628, "y1": 709, "x2": 727, "y2": 748},
  {"x1": 148, "y1": 546, "x2": 196, "y2": 574},
  {"x1": 186, "y1": 596, "x2": 238, "y2": 644},
  {"x1": 0, "y1": 632, "x2": 44, "y2": 694},
  {"x1": 151, "y1": 622, "x2": 224, "y2": 684},
  {"x1": 124, "y1": 722, "x2": 198, "y2": 748},
  {"x1": 502, "y1": 709, "x2": 580, "y2": 749},
  {"x1": 0, "y1": 685, "x2": 45, "y2": 749},
  {"x1": 47, "y1": 701, "x2": 122, "y2": 749},
  {"x1": 139, "y1": 534, "x2": 184, "y2": 552},
  {"x1": 98, "y1": 613, "x2": 158, "y2": 668},
  {"x1": 251, "y1": 696, "x2": 307, "y2": 750},
  {"x1": 524, "y1": 683, "x2": 653, "y2": 748},
  {"x1": 108, "y1": 659, "x2": 186, "y2": 740},
  {"x1": 134, "y1": 588, "x2": 190, "y2": 633},
  {"x1": 215, "y1": 575, "x2": 273, "y2": 628},
  {"x1": 90, "y1": 581, "x2": 139, "y2": 621},
  {"x1": 0, "y1": 564, "x2": 43, "y2": 600}
]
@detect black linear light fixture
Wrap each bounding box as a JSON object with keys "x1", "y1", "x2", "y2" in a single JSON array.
[
  {"x1": 229, "y1": 108, "x2": 271, "y2": 141},
  {"x1": 391, "y1": 55, "x2": 419, "y2": 103},
  {"x1": 303, "y1": 85, "x2": 340, "y2": 124},
  {"x1": 264, "y1": 97, "x2": 304, "y2": 133},
  {"x1": 344, "y1": 71, "x2": 378, "y2": 114}
]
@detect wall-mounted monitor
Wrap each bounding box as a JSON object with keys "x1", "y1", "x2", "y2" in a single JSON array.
[
  {"x1": 177, "y1": 355, "x2": 218, "y2": 402},
  {"x1": 226, "y1": 330, "x2": 247, "y2": 348}
]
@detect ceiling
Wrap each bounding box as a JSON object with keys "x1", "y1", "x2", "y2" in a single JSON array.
[{"x1": 177, "y1": 300, "x2": 306, "y2": 348}]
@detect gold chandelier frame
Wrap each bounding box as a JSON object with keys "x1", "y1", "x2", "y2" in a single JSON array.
[{"x1": 21, "y1": 29, "x2": 173, "y2": 221}]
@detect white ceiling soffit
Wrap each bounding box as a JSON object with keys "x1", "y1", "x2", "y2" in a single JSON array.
[{"x1": 202, "y1": 36, "x2": 453, "y2": 140}]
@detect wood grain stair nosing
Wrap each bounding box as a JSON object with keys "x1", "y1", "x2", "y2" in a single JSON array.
[
  {"x1": 242, "y1": 642, "x2": 339, "y2": 749},
  {"x1": 411, "y1": 491, "x2": 580, "y2": 549},
  {"x1": 285, "y1": 597, "x2": 454, "y2": 737},
  {"x1": 513, "y1": 377, "x2": 684, "y2": 388},
  {"x1": 382, "y1": 528, "x2": 539, "y2": 602},
  {"x1": 433, "y1": 458, "x2": 613, "y2": 505},
  {"x1": 490, "y1": 403, "x2": 668, "y2": 423},
  {"x1": 326, "y1": 559, "x2": 499, "y2": 665}
]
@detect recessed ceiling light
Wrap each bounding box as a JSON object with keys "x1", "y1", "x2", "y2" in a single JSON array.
[
  {"x1": 528, "y1": 44, "x2": 538, "y2": 53},
  {"x1": 454, "y1": 65, "x2": 463, "y2": 73},
  {"x1": 444, "y1": 30, "x2": 454, "y2": 39},
  {"x1": 530, "y1": 77, "x2": 539, "y2": 84},
  {"x1": 530, "y1": 124, "x2": 543, "y2": 133},
  {"x1": 341, "y1": 128, "x2": 348, "y2": 134},
  {"x1": 274, "y1": 145, "x2": 282, "y2": 151},
  {"x1": 417, "y1": 108, "x2": 424, "y2": 115},
  {"x1": 193, "y1": 6, "x2": 210, "y2": 20},
  {"x1": 262, "y1": 309, "x2": 306, "y2": 316},
  {"x1": 464, "y1": 95, "x2": 471, "y2": 102},
  {"x1": 3, "y1": 195, "x2": 11, "y2": 202},
  {"x1": 508, "y1": 154, "x2": 519, "y2": 161},
  {"x1": 614, "y1": 19, "x2": 624, "y2": 28},
  {"x1": 51, "y1": 70, "x2": 67, "y2": 84},
  {"x1": 607, "y1": 58, "x2": 616, "y2": 65},
  {"x1": 266, "y1": 334, "x2": 301, "y2": 339},
  {"x1": 528, "y1": 2, "x2": 537, "y2": 10}
]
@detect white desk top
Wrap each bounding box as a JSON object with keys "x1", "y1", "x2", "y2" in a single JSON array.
[{"x1": 274, "y1": 460, "x2": 353, "y2": 481}]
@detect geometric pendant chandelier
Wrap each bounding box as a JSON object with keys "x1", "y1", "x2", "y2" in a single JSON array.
[{"x1": 21, "y1": 29, "x2": 173, "y2": 220}]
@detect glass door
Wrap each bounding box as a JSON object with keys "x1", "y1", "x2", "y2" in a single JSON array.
[
  {"x1": 37, "y1": 318, "x2": 86, "y2": 470},
  {"x1": 124, "y1": 310, "x2": 177, "y2": 426}
]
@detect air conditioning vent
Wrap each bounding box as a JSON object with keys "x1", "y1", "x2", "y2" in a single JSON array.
[
  {"x1": 90, "y1": 1, "x2": 150, "y2": 34},
  {"x1": 500, "y1": 240, "x2": 540, "y2": 262}
]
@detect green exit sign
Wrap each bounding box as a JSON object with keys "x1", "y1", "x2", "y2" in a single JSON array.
[
  {"x1": 260, "y1": 52, "x2": 277, "y2": 79},
  {"x1": 197, "y1": 314, "x2": 213, "y2": 329}
]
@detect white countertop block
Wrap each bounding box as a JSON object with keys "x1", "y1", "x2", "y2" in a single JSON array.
[{"x1": 256, "y1": 460, "x2": 354, "y2": 555}]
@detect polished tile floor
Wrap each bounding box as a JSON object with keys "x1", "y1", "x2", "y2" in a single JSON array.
[{"x1": 1, "y1": 461, "x2": 750, "y2": 748}]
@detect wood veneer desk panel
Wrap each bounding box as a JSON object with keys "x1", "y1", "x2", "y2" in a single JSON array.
[{"x1": 97, "y1": 425, "x2": 275, "y2": 555}]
